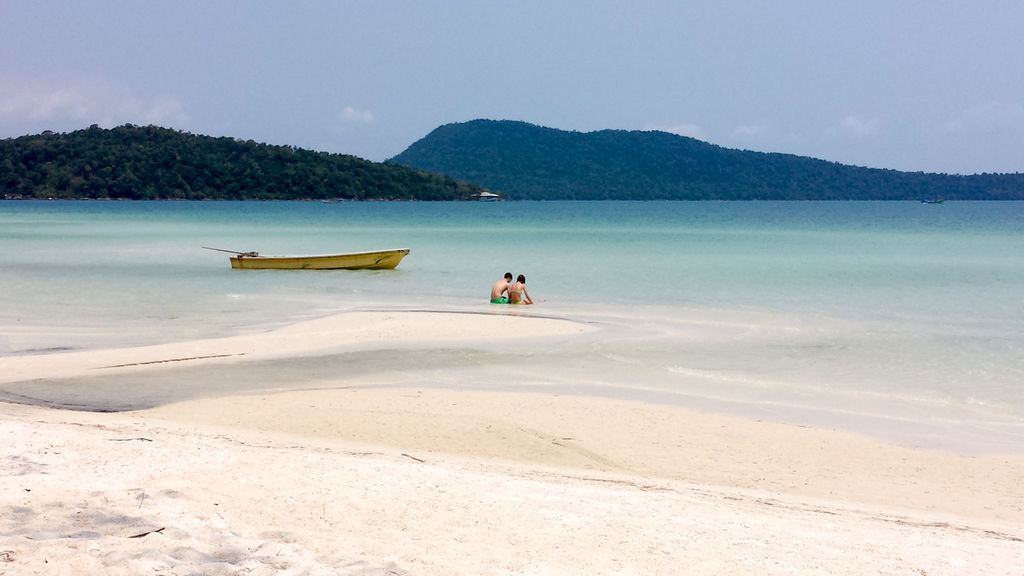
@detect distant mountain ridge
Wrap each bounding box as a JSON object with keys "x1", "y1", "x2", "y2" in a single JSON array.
[{"x1": 390, "y1": 119, "x2": 1024, "y2": 200}]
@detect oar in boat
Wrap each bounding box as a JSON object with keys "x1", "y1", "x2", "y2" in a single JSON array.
[{"x1": 201, "y1": 246, "x2": 260, "y2": 257}]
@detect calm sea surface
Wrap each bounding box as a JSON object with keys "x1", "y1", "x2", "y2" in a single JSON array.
[{"x1": 2, "y1": 200, "x2": 1022, "y2": 452}]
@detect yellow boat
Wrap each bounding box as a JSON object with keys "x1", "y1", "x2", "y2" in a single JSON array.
[{"x1": 204, "y1": 247, "x2": 410, "y2": 270}]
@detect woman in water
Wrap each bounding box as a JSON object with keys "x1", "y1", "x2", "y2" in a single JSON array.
[{"x1": 509, "y1": 274, "x2": 534, "y2": 305}]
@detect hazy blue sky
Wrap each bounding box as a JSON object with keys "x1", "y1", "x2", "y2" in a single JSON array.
[{"x1": 3, "y1": 1, "x2": 1023, "y2": 174}]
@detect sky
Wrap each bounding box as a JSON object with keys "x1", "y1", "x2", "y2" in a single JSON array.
[{"x1": 2, "y1": 1, "x2": 1023, "y2": 175}]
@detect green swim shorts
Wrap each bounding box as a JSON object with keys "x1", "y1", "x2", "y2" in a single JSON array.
[{"x1": 490, "y1": 297, "x2": 509, "y2": 304}]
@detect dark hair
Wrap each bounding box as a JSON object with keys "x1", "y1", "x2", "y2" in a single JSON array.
[
  {"x1": 517, "y1": 274, "x2": 526, "y2": 283},
  {"x1": 504, "y1": 272, "x2": 513, "y2": 280}
]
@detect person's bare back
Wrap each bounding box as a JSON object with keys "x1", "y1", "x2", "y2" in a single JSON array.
[
  {"x1": 509, "y1": 274, "x2": 534, "y2": 304},
  {"x1": 490, "y1": 272, "x2": 513, "y2": 303}
]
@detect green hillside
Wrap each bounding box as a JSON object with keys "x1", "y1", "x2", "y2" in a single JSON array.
[
  {"x1": 1, "y1": 124, "x2": 484, "y2": 200},
  {"x1": 390, "y1": 119, "x2": 1024, "y2": 200}
]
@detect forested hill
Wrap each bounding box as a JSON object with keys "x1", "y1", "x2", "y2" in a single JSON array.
[
  {"x1": 1, "y1": 124, "x2": 485, "y2": 200},
  {"x1": 390, "y1": 119, "x2": 1024, "y2": 200}
]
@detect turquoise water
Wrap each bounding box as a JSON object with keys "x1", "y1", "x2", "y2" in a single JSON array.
[{"x1": 2, "y1": 200, "x2": 1023, "y2": 452}]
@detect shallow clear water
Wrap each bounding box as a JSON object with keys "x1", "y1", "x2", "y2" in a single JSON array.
[{"x1": 2, "y1": 200, "x2": 1022, "y2": 452}]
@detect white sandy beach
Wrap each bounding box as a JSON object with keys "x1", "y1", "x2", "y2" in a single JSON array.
[{"x1": 2, "y1": 311, "x2": 1023, "y2": 575}]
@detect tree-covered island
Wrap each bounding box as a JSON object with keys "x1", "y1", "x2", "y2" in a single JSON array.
[
  {"x1": 391, "y1": 120, "x2": 1024, "y2": 200},
  {"x1": 1, "y1": 124, "x2": 485, "y2": 201}
]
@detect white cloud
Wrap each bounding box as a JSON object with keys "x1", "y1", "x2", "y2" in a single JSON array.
[
  {"x1": 115, "y1": 95, "x2": 188, "y2": 127},
  {"x1": 731, "y1": 124, "x2": 766, "y2": 139},
  {"x1": 835, "y1": 115, "x2": 881, "y2": 137},
  {"x1": 0, "y1": 87, "x2": 88, "y2": 120},
  {"x1": 945, "y1": 101, "x2": 1024, "y2": 134},
  {"x1": 339, "y1": 105, "x2": 375, "y2": 125},
  {"x1": 0, "y1": 80, "x2": 188, "y2": 129}
]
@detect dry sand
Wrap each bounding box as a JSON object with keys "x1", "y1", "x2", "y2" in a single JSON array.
[{"x1": 2, "y1": 311, "x2": 1023, "y2": 575}]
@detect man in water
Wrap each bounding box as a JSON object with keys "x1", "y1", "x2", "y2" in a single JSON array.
[
  {"x1": 509, "y1": 274, "x2": 534, "y2": 304},
  {"x1": 490, "y1": 272, "x2": 513, "y2": 304}
]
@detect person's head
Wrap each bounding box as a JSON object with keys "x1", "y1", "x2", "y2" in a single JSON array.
[
  {"x1": 517, "y1": 274, "x2": 526, "y2": 284},
  {"x1": 504, "y1": 272, "x2": 513, "y2": 281}
]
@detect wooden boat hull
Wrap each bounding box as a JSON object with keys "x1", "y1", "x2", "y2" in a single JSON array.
[{"x1": 229, "y1": 248, "x2": 410, "y2": 270}]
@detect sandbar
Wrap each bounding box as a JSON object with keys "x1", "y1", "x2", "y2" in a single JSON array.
[{"x1": 2, "y1": 310, "x2": 1022, "y2": 574}]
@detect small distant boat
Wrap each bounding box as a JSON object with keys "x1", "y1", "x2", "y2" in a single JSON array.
[
  {"x1": 203, "y1": 247, "x2": 409, "y2": 270},
  {"x1": 920, "y1": 199, "x2": 945, "y2": 204},
  {"x1": 475, "y1": 191, "x2": 501, "y2": 202}
]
